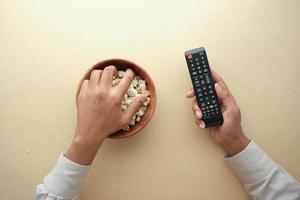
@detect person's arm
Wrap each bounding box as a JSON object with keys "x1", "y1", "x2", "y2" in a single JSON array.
[
  {"x1": 186, "y1": 70, "x2": 300, "y2": 200},
  {"x1": 35, "y1": 66, "x2": 147, "y2": 200}
]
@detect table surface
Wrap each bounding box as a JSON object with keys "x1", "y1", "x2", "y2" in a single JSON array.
[{"x1": 1, "y1": 0, "x2": 300, "y2": 199}]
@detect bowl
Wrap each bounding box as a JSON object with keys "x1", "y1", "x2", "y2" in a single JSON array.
[{"x1": 76, "y1": 58, "x2": 156, "y2": 139}]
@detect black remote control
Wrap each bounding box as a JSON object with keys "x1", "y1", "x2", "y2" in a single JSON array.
[{"x1": 184, "y1": 47, "x2": 223, "y2": 127}]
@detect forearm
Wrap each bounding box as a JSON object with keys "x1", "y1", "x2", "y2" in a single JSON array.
[
  {"x1": 36, "y1": 128, "x2": 105, "y2": 199},
  {"x1": 35, "y1": 154, "x2": 90, "y2": 200},
  {"x1": 225, "y1": 141, "x2": 300, "y2": 200}
]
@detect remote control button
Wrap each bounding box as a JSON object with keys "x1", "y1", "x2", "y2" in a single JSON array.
[
  {"x1": 201, "y1": 103, "x2": 205, "y2": 107},
  {"x1": 204, "y1": 69, "x2": 208, "y2": 73},
  {"x1": 192, "y1": 72, "x2": 197, "y2": 75},
  {"x1": 202, "y1": 61, "x2": 205, "y2": 64},
  {"x1": 205, "y1": 74, "x2": 211, "y2": 84},
  {"x1": 188, "y1": 55, "x2": 192, "y2": 59}
]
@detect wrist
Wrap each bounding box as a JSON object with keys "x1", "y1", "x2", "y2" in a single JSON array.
[
  {"x1": 65, "y1": 136, "x2": 104, "y2": 165},
  {"x1": 221, "y1": 132, "x2": 250, "y2": 156}
]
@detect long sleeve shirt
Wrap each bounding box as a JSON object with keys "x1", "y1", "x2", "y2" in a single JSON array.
[{"x1": 35, "y1": 141, "x2": 300, "y2": 200}]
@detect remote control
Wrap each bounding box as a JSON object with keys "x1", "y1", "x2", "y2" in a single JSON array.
[{"x1": 184, "y1": 47, "x2": 223, "y2": 127}]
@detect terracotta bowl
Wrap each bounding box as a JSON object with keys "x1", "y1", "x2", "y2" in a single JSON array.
[{"x1": 76, "y1": 58, "x2": 156, "y2": 139}]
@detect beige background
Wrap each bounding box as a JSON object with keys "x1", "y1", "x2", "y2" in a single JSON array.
[{"x1": 1, "y1": 0, "x2": 300, "y2": 199}]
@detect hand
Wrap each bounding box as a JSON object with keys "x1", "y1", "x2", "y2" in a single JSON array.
[
  {"x1": 186, "y1": 70, "x2": 250, "y2": 156},
  {"x1": 65, "y1": 66, "x2": 147, "y2": 165}
]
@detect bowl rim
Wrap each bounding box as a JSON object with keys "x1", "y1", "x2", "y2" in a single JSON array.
[{"x1": 75, "y1": 58, "x2": 157, "y2": 139}]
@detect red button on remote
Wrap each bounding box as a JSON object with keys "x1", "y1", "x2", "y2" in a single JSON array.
[{"x1": 188, "y1": 55, "x2": 192, "y2": 59}]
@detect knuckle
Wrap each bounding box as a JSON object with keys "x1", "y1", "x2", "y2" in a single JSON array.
[
  {"x1": 110, "y1": 91, "x2": 121, "y2": 102},
  {"x1": 93, "y1": 89, "x2": 106, "y2": 99}
]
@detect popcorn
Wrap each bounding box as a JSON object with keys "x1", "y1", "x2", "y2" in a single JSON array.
[
  {"x1": 136, "y1": 116, "x2": 141, "y2": 122},
  {"x1": 123, "y1": 125, "x2": 130, "y2": 131},
  {"x1": 112, "y1": 78, "x2": 121, "y2": 87},
  {"x1": 121, "y1": 104, "x2": 128, "y2": 111},
  {"x1": 117, "y1": 70, "x2": 125, "y2": 78},
  {"x1": 131, "y1": 79, "x2": 138, "y2": 87},
  {"x1": 111, "y1": 70, "x2": 151, "y2": 131},
  {"x1": 127, "y1": 86, "x2": 137, "y2": 97},
  {"x1": 138, "y1": 80, "x2": 146, "y2": 90},
  {"x1": 125, "y1": 97, "x2": 134, "y2": 105},
  {"x1": 143, "y1": 97, "x2": 151, "y2": 106}
]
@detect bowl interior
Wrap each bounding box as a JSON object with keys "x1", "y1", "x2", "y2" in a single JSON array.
[{"x1": 76, "y1": 59, "x2": 156, "y2": 139}]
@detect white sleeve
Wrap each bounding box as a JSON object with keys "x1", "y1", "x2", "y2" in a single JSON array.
[
  {"x1": 35, "y1": 154, "x2": 90, "y2": 200},
  {"x1": 225, "y1": 141, "x2": 300, "y2": 200}
]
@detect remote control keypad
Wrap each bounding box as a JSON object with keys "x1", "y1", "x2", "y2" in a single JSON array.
[{"x1": 187, "y1": 54, "x2": 220, "y2": 120}]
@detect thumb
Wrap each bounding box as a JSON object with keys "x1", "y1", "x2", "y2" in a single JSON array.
[
  {"x1": 215, "y1": 82, "x2": 234, "y2": 107},
  {"x1": 122, "y1": 95, "x2": 147, "y2": 124}
]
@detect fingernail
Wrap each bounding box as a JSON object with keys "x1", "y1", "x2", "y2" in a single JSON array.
[
  {"x1": 195, "y1": 111, "x2": 201, "y2": 119},
  {"x1": 126, "y1": 68, "x2": 134, "y2": 75},
  {"x1": 199, "y1": 121, "x2": 205, "y2": 128},
  {"x1": 139, "y1": 95, "x2": 147, "y2": 103},
  {"x1": 215, "y1": 83, "x2": 222, "y2": 91}
]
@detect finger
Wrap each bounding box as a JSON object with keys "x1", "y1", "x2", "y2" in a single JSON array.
[
  {"x1": 99, "y1": 66, "x2": 116, "y2": 91},
  {"x1": 192, "y1": 98, "x2": 201, "y2": 111},
  {"x1": 211, "y1": 69, "x2": 223, "y2": 82},
  {"x1": 186, "y1": 88, "x2": 195, "y2": 98},
  {"x1": 122, "y1": 95, "x2": 147, "y2": 124},
  {"x1": 215, "y1": 82, "x2": 235, "y2": 106},
  {"x1": 198, "y1": 120, "x2": 206, "y2": 128},
  {"x1": 79, "y1": 80, "x2": 89, "y2": 97},
  {"x1": 195, "y1": 117, "x2": 205, "y2": 129},
  {"x1": 117, "y1": 69, "x2": 134, "y2": 96},
  {"x1": 89, "y1": 70, "x2": 102, "y2": 87},
  {"x1": 192, "y1": 99, "x2": 202, "y2": 119}
]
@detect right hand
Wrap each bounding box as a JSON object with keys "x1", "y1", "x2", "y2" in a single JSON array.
[
  {"x1": 66, "y1": 66, "x2": 147, "y2": 165},
  {"x1": 186, "y1": 70, "x2": 250, "y2": 156}
]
